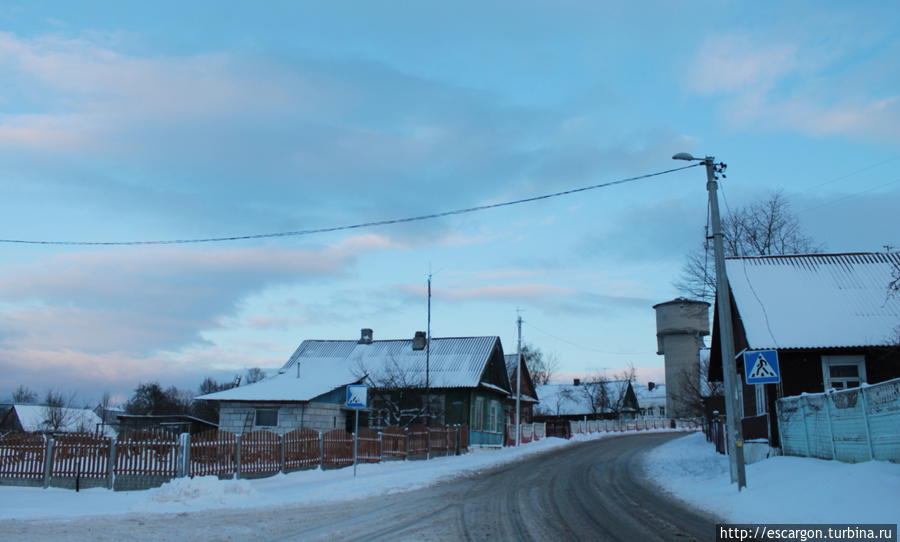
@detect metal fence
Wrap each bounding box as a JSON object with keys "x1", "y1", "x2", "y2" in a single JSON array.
[{"x1": 776, "y1": 377, "x2": 900, "y2": 463}]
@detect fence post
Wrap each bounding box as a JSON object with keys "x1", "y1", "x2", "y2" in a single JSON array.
[
  {"x1": 42, "y1": 437, "x2": 54, "y2": 489},
  {"x1": 800, "y1": 396, "x2": 812, "y2": 458},
  {"x1": 858, "y1": 388, "x2": 875, "y2": 461},
  {"x1": 177, "y1": 433, "x2": 190, "y2": 478},
  {"x1": 279, "y1": 433, "x2": 286, "y2": 473},
  {"x1": 107, "y1": 437, "x2": 117, "y2": 490},
  {"x1": 235, "y1": 434, "x2": 242, "y2": 479},
  {"x1": 823, "y1": 392, "x2": 838, "y2": 460},
  {"x1": 775, "y1": 402, "x2": 787, "y2": 456},
  {"x1": 404, "y1": 429, "x2": 410, "y2": 461}
]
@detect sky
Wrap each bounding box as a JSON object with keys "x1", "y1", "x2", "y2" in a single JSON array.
[{"x1": 0, "y1": 1, "x2": 898, "y2": 405}]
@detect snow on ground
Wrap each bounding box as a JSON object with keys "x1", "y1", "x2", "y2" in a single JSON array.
[
  {"x1": 644, "y1": 432, "x2": 900, "y2": 525},
  {"x1": 0, "y1": 428, "x2": 686, "y2": 521}
]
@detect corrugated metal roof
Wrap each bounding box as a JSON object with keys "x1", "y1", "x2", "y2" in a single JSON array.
[
  {"x1": 726, "y1": 252, "x2": 900, "y2": 349},
  {"x1": 199, "y1": 336, "x2": 504, "y2": 402}
]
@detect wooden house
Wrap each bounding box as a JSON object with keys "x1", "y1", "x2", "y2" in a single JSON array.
[
  {"x1": 504, "y1": 353, "x2": 539, "y2": 424},
  {"x1": 197, "y1": 329, "x2": 512, "y2": 446},
  {"x1": 709, "y1": 252, "x2": 900, "y2": 446}
]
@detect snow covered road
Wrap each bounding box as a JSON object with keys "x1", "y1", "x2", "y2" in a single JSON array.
[{"x1": 1, "y1": 432, "x2": 715, "y2": 541}]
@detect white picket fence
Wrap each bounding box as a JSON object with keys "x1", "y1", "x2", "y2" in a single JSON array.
[{"x1": 776, "y1": 377, "x2": 900, "y2": 463}]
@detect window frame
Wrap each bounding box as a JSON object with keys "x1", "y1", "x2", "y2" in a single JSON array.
[
  {"x1": 472, "y1": 396, "x2": 484, "y2": 431},
  {"x1": 255, "y1": 408, "x2": 279, "y2": 427},
  {"x1": 821, "y1": 355, "x2": 866, "y2": 391}
]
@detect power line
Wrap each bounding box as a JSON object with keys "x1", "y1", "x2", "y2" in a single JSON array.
[{"x1": 0, "y1": 164, "x2": 701, "y2": 247}]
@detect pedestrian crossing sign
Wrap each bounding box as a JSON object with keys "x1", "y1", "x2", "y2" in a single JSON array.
[{"x1": 743, "y1": 349, "x2": 780, "y2": 384}]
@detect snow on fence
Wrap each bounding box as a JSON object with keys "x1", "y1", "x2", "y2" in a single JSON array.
[
  {"x1": 380, "y1": 426, "x2": 407, "y2": 459},
  {"x1": 406, "y1": 424, "x2": 429, "y2": 456},
  {"x1": 323, "y1": 429, "x2": 353, "y2": 468},
  {"x1": 777, "y1": 377, "x2": 900, "y2": 463},
  {"x1": 0, "y1": 433, "x2": 45, "y2": 479}
]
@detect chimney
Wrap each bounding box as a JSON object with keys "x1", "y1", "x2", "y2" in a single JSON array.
[
  {"x1": 573, "y1": 378, "x2": 581, "y2": 386},
  {"x1": 412, "y1": 331, "x2": 427, "y2": 351},
  {"x1": 358, "y1": 328, "x2": 373, "y2": 345},
  {"x1": 648, "y1": 381, "x2": 656, "y2": 391}
]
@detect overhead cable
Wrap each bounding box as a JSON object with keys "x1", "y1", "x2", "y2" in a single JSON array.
[{"x1": 0, "y1": 163, "x2": 700, "y2": 246}]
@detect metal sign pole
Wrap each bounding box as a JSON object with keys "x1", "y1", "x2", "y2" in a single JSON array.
[{"x1": 353, "y1": 408, "x2": 359, "y2": 477}]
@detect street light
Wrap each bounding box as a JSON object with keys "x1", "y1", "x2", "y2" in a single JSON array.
[{"x1": 673, "y1": 152, "x2": 747, "y2": 490}]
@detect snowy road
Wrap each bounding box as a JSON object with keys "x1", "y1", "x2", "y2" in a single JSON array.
[{"x1": 3, "y1": 432, "x2": 718, "y2": 542}]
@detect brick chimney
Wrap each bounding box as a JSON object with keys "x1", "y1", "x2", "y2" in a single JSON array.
[
  {"x1": 412, "y1": 331, "x2": 427, "y2": 350},
  {"x1": 358, "y1": 328, "x2": 373, "y2": 345}
]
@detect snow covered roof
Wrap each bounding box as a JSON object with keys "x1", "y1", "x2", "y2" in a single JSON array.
[
  {"x1": 9, "y1": 404, "x2": 109, "y2": 435},
  {"x1": 726, "y1": 252, "x2": 900, "y2": 349},
  {"x1": 198, "y1": 336, "x2": 507, "y2": 402},
  {"x1": 632, "y1": 383, "x2": 666, "y2": 408},
  {"x1": 535, "y1": 380, "x2": 634, "y2": 416}
]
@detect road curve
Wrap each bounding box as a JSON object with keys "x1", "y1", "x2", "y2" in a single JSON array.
[{"x1": 2, "y1": 432, "x2": 720, "y2": 542}]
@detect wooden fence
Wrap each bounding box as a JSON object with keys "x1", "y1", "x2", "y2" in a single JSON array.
[
  {"x1": 240, "y1": 430, "x2": 281, "y2": 474},
  {"x1": 189, "y1": 430, "x2": 237, "y2": 477},
  {"x1": 52, "y1": 433, "x2": 110, "y2": 478},
  {"x1": 116, "y1": 429, "x2": 178, "y2": 477},
  {"x1": 283, "y1": 428, "x2": 320, "y2": 470},
  {"x1": 0, "y1": 433, "x2": 45, "y2": 479}
]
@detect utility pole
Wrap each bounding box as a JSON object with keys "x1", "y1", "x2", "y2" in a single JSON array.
[
  {"x1": 703, "y1": 156, "x2": 747, "y2": 490},
  {"x1": 426, "y1": 272, "x2": 432, "y2": 427},
  {"x1": 515, "y1": 310, "x2": 523, "y2": 446}
]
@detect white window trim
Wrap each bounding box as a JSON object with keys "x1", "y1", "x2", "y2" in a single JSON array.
[
  {"x1": 255, "y1": 408, "x2": 279, "y2": 427},
  {"x1": 821, "y1": 355, "x2": 867, "y2": 391}
]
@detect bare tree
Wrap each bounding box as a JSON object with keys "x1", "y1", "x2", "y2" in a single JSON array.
[
  {"x1": 520, "y1": 343, "x2": 559, "y2": 386},
  {"x1": 676, "y1": 191, "x2": 822, "y2": 300},
  {"x1": 41, "y1": 390, "x2": 86, "y2": 433},
  {"x1": 579, "y1": 366, "x2": 638, "y2": 419},
  {"x1": 245, "y1": 367, "x2": 267, "y2": 384},
  {"x1": 535, "y1": 386, "x2": 576, "y2": 417},
  {"x1": 667, "y1": 352, "x2": 724, "y2": 418},
  {"x1": 12, "y1": 385, "x2": 37, "y2": 403},
  {"x1": 352, "y1": 355, "x2": 439, "y2": 427}
]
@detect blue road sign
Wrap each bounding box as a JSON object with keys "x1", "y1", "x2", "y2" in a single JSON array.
[
  {"x1": 743, "y1": 350, "x2": 780, "y2": 384},
  {"x1": 346, "y1": 385, "x2": 368, "y2": 408}
]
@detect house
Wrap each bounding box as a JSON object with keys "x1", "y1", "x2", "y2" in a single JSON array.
[
  {"x1": 709, "y1": 252, "x2": 900, "y2": 445},
  {"x1": 533, "y1": 378, "x2": 639, "y2": 421},
  {"x1": 0, "y1": 404, "x2": 110, "y2": 436},
  {"x1": 504, "y1": 353, "x2": 539, "y2": 425},
  {"x1": 197, "y1": 329, "x2": 513, "y2": 446},
  {"x1": 632, "y1": 382, "x2": 666, "y2": 418}
]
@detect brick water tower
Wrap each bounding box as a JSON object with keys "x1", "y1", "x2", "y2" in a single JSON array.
[{"x1": 653, "y1": 298, "x2": 710, "y2": 418}]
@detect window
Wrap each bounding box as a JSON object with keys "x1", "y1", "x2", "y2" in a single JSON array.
[
  {"x1": 255, "y1": 408, "x2": 278, "y2": 427},
  {"x1": 821, "y1": 355, "x2": 866, "y2": 390},
  {"x1": 755, "y1": 385, "x2": 767, "y2": 415},
  {"x1": 488, "y1": 401, "x2": 499, "y2": 433},
  {"x1": 473, "y1": 397, "x2": 484, "y2": 431}
]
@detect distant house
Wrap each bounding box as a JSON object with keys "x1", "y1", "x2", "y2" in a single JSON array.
[
  {"x1": 115, "y1": 414, "x2": 218, "y2": 435},
  {"x1": 633, "y1": 382, "x2": 666, "y2": 418},
  {"x1": 0, "y1": 404, "x2": 110, "y2": 436},
  {"x1": 709, "y1": 252, "x2": 900, "y2": 444},
  {"x1": 534, "y1": 379, "x2": 639, "y2": 421},
  {"x1": 504, "y1": 353, "x2": 539, "y2": 424},
  {"x1": 198, "y1": 329, "x2": 513, "y2": 446}
]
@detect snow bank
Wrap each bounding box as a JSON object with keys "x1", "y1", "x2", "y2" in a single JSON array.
[
  {"x1": 644, "y1": 432, "x2": 900, "y2": 525},
  {"x1": 0, "y1": 428, "x2": 685, "y2": 520}
]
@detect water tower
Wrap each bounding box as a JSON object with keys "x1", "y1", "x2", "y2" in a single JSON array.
[{"x1": 653, "y1": 298, "x2": 710, "y2": 418}]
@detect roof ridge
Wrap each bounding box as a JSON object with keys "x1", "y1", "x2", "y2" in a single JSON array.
[{"x1": 727, "y1": 251, "x2": 898, "y2": 261}]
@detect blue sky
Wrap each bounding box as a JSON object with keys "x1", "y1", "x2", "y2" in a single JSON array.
[{"x1": 1, "y1": 1, "x2": 898, "y2": 404}]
